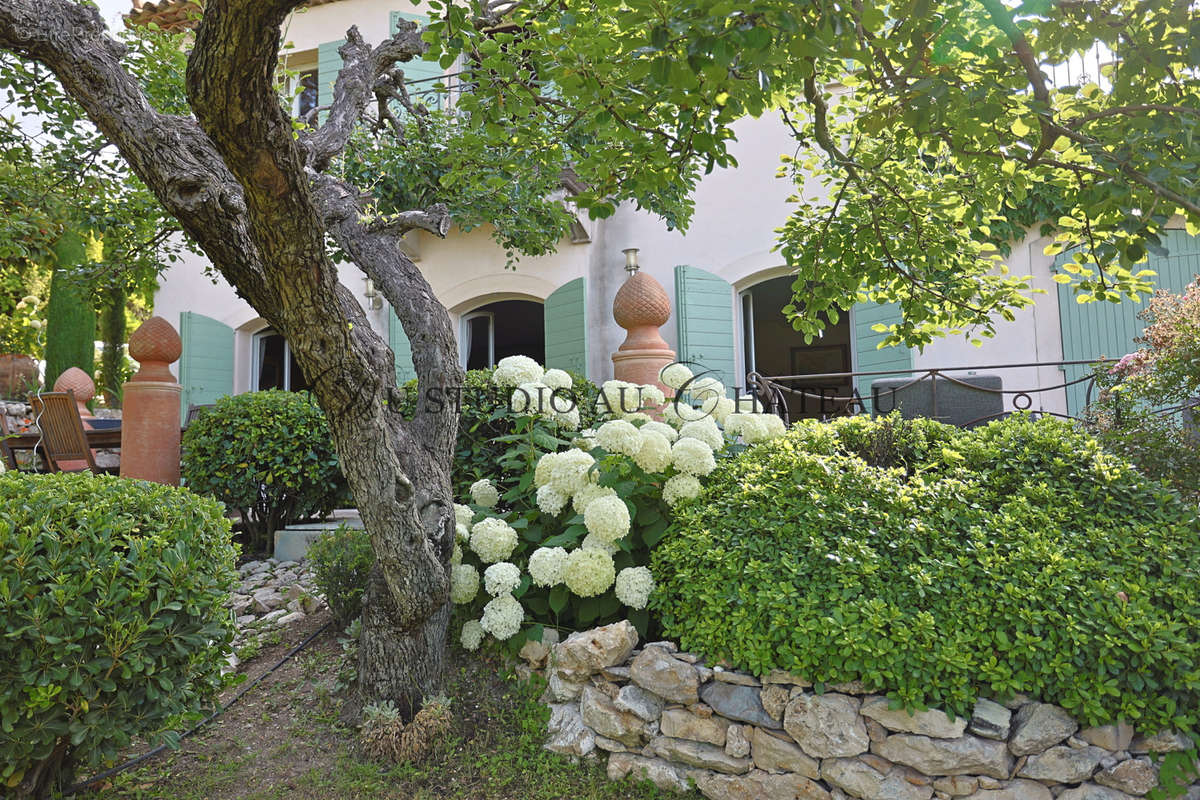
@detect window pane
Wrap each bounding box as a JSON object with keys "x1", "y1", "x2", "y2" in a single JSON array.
[
  {"x1": 466, "y1": 316, "x2": 491, "y2": 370},
  {"x1": 257, "y1": 333, "x2": 286, "y2": 390}
]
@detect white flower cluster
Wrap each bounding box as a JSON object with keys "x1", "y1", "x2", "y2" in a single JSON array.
[
  {"x1": 562, "y1": 547, "x2": 616, "y2": 597},
  {"x1": 659, "y1": 363, "x2": 693, "y2": 390},
  {"x1": 543, "y1": 369, "x2": 573, "y2": 390},
  {"x1": 662, "y1": 473, "x2": 702, "y2": 507},
  {"x1": 491, "y1": 355, "x2": 544, "y2": 387},
  {"x1": 528, "y1": 546, "x2": 568, "y2": 586},
  {"x1": 450, "y1": 563, "x2": 479, "y2": 604},
  {"x1": 615, "y1": 566, "x2": 654, "y2": 610},
  {"x1": 724, "y1": 412, "x2": 786, "y2": 443},
  {"x1": 536, "y1": 484, "x2": 569, "y2": 516},
  {"x1": 460, "y1": 619, "x2": 485, "y2": 651},
  {"x1": 469, "y1": 517, "x2": 518, "y2": 564},
  {"x1": 596, "y1": 419, "x2": 642, "y2": 457},
  {"x1": 483, "y1": 562, "x2": 521, "y2": 596},
  {"x1": 633, "y1": 429, "x2": 673, "y2": 473},
  {"x1": 534, "y1": 448, "x2": 596, "y2": 495},
  {"x1": 584, "y1": 495, "x2": 631, "y2": 543},
  {"x1": 470, "y1": 478, "x2": 500, "y2": 508},
  {"x1": 572, "y1": 482, "x2": 617, "y2": 515},
  {"x1": 671, "y1": 437, "x2": 717, "y2": 476},
  {"x1": 679, "y1": 417, "x2": 724, "y2": 451},
  {"x1": 480, "y1": 593, "x2": 523, "y2": 640}
]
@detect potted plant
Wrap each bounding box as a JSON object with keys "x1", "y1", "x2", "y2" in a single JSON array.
[{"x1": 0, "y1": 295, "x2": 44, "y2": 400}]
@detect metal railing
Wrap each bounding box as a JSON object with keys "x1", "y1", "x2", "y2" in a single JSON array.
[{"x1": 746, "y1": 359, "x2": 1116, "y2": 427}]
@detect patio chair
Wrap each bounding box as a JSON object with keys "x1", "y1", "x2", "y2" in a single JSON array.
[
  {"x1": 0, "y1": 414, "x2": 17, "y2": 472},
  {"x1": 28, "y1": 391, "x2": 99, "y2": 473},
  {"x1": 185, "y1": 403, "x2": 215, "y2": 427}
]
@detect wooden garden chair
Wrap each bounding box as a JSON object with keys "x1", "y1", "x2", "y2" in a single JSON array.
[{"x1": 28, "y1": 391, "x2": 99, "y2": 473}]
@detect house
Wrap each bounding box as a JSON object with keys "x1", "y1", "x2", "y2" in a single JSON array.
[{"x1": 131, "y1": 0, "x2": 1200, "y2": 422}]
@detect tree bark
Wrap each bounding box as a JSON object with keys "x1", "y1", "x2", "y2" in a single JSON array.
[{"x1": 0, "y1": 0, "x2": 462, "y2": 727}]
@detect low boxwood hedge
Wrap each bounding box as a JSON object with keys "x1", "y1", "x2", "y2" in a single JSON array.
[
  {"x1": 0, "y1": 472, "x2": 237, "y2": 797},
  {"x1": 651, "y1": 414, "x2": 1200, "y2": 733}
]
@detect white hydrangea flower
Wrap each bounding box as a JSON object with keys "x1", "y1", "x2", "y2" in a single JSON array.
[
  {"x1": 571, "y1": 429, "x2": 597, "y2": 450},
  {"x1": 701, "y1": 394, "x2": 737, "y2": 425},
  {"x1": 723, "y1": 413, "x2": 756, "y2": 440},
  {"x1": 624, "y1": 412, "x2": 652, "y2": 425},
  {"x1": 728, "y1": 413, "x2": 783, "y2": 443},
  {"x1": 662, "y1": 473, "x2": 703, "y2": 507},
  {"x1": 528, "y1": 546, "x2": 568, "y2": 587},
  {"x1": 550, "y1": 404, "x2": 580, "y2": 430},
  {"x1": 562, "y1": 548, "x2": 616, "y2": 597},
  {"x1": 760, "y1": 413, "x2": 787, "y2": 439},
  {"x1": 451, "y1": 542, "x2": 463, "y2": 567},
  {"x1": 688, "y1": 376, "x2": 726, "y2": 401},
  {"x1": 584, "y1": 495, "x2": 631, "y2": 543},
  {"x1": 469, "y1": 517, "x2": 518, "y2": 564},
  {"x1": 483, "y1": 562, "x2": 522, "y2": 597},
  {"x1": 671, "y1": 437, "x2": 716, "y2": 476},
  {"x1": 511, "y1": 381, "x2": 550, "y2": 414},
  {"x1": 533, "y1": 452, "x2": 555, "y2": 488},
  {"x1": 615, "y1": 566, "x2": 655, "y2": 610},
  {"x1": 596, "y1": 419, "x2": 642, "y2": 457},
  {"x1": 679, "y1": 418, "x2": 725, "y2": 451},
  {"x1": 455, "y1": 522, "x2": 470, "y2": 544},
  {"x1": 542, "y1": 368, "x2": 573, "y2": 390},
  {"x1": 450, "y1": 563, "x2": 480, "y2": 604},
  {"x1": 460, "y1": 619, "x2": 485, "y2": 651},
  {"x1": 492, "y1": 355, "x2": 544, "y2": 387},
  {"x1": 638, "y1": 384, "x2": 666, "y2": 407},
  {"x1": 572, "y1": 482, "x2": 617, "y2": 515},
  {"x1": 470, "y1": 478, "x2": 500, "y2": 508},
  {"x1": 659, "y1": 363, "x2": 694, "y2": 390},
  {"x1": 480, "y1": 593, "x2": 524, "y2": 640},
  {"x1": 454, "y1": 503, "x2": 474, "y2": 528},
  {"x1": 536, "y1": 484, "x2": 569, "y2": 516},
  {"x1": 597, "y1": 379, "x2": 640, "y2": 417},
  {"x1": 664, "y1": 399, "x2": 706, "y2": 424},
  {"x1": 581, "y1": 532, "x2": 619, "y2": 555},
  {"x1": 547, "y1": 448, "x2": 596, "y2": 495},
  {"x1": 633, "y1": 429, "x2": 673, "y2": 473},
  {"x1": 640, "y1": 420, "x2": 678, "y2": 442}
]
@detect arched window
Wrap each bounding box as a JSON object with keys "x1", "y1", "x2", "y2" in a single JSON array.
[{"x1": 458, "y1": 300, "x2": 545, "y2": 370}]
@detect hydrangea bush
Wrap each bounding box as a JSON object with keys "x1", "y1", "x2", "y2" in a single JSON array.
[{"x1": 449, "y1": 357, "x2": 785, "y2": 650}]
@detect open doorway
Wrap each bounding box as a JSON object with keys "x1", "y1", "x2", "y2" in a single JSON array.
[
  {"x1": 460, "y1": 299, "x2": 545, "y2": 370},
  {"x1": 741, "y1": 275, "x2": 852, "y2": 419}
]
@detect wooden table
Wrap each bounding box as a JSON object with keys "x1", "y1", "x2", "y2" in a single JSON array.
[{"x1": 4, "y1": 427, "x2": 124, "y2": 452}]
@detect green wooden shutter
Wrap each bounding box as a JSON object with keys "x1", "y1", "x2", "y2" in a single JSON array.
[
  {"x1": 179, "y1": 311, "x2": 234, "y2": 416},
  {"x1": 389, "y1": 309, "x2": 417, "y2": 385},
  {"x1": 1057, "y1": 229, "x2": 1200, "y2": 415},
  {"x1": 390, "y1": 12, "x2": 443, "y2": 110},
  {"x1": 853, "y1": 300, "x2": 912, "y2": 413},
  {"x1": 544, "y1": 278, "x2": 588, "y2": 376},
  {"x1": 317, "y1": 39, "x2": 345, "y2": 122},
  {"x1": 674, "y1": 265, "x2": 736, "y2": 390}
]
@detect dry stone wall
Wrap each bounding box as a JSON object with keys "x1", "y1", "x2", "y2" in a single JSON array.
[{"x1": 526, "y1": 622, "x2": 1199, "y2": 800}]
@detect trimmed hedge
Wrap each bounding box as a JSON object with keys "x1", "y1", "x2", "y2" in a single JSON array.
[
  {"x1": 308, "y1": 523, "x2": 373, "y2": 627},
  {"x1": 182, "y1": 390, "x2": 350, "y2": 552},
  {"x1": 652, "y1": 414, "x2": 1200, "y2": 732},
  {"x1": 0, "y1": 473, "x2": 237, "y2": 796}
]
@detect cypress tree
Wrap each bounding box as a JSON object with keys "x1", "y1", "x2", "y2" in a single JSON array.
[{"x1": 43, "y1": 230, "x2": 97, "y2": 390}]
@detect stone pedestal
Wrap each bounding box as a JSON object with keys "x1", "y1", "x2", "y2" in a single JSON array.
[
  {"x1": 612, "y1": 270, "x2": 676, "y2": 393},
  {"x1": 120, "y1": 317, "x2": 183, "y2": 485}
]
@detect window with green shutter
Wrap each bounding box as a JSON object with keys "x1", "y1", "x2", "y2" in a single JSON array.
[
  {"x1": 179, "y1": 311, "x2": 234, "y2": 416},
  {"x1": 674, "y1": 265, "x2": 736, "y2": 390},
  {"x1": 1056, "y1": 229, "x2": 1200, "y2": 414},
  {"x1": 852, "y1": 300, "x2": 912, "y2": 412},
  {"x1": 316, "y1": 39, "x2": 345, "y2": 122},
  {"x1": 544, "y1": 278, "x2": 588, "y2": 376}
]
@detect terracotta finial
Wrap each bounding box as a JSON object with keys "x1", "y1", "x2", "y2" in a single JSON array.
[
  {"x1": 611, "y1": 263, "x2": 676, "y2": 392},
  {"x1": 129, "y1": 316, "x2": 183, "y2": 382},
  {"x1": 54, "y1": 367, "x2": 96, "y2": 417}
]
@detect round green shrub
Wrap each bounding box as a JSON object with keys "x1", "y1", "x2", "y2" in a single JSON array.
[
  {"x1": 652, "y1": 414, "x2": 1200, "y2": 733},
  {"x1": 0, "y1": 472, "x2": 237, "y2": 796},
  {"x1": 181, "y1": 390, "x2": 350, "y2": 553},
  {"x1": 307, "y1": 523, "x2": 374, "y2": 627}
]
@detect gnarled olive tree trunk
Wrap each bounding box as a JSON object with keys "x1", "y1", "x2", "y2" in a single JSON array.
[{"x1": 0, "y1": 0, "x2": 463, "y2": 720}]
